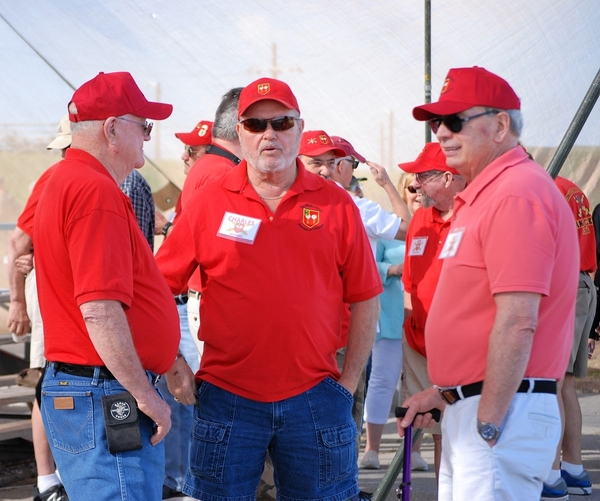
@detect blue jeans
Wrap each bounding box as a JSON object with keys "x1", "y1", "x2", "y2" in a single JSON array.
[
  {"x1": 159, "y1": 302, "x2": 200, "y2": 492},
  {"x1": 184, "y1": 377, "x2": 359, "y2": 501},
  {"x1": 41, "y1": 364, "x2": 164, "y2": 501}
]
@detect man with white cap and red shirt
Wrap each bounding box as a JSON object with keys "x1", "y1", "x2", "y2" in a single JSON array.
[
  {"x1": 397, "y1": 66, "x2": 578, "y2": 500},
  {"x1": 34, "y1": 72, "x2": 195, "y2": 501},
  {"x1": 156, "y1": 76, "x2": 381, "y2": 501},
  {"x1": 393, "y1": 142, "x2": 466, "y2": 478}
]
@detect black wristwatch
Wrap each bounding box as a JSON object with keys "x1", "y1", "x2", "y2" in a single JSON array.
[
  {"x1": 161, "y1": 221, "x2": 172, "y2": 238},
  {"x1": 477, "y1": 420, "x2": 500, "y2": 441}
]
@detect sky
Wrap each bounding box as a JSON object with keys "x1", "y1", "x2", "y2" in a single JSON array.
[{"x1": 0, "y1": 0, "x2": 598, "y2": 168}]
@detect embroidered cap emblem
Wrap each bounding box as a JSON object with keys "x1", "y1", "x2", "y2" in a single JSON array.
[
  {"x1": 110, "y1": 400, "x2": 131, "y2": 421},
  {"x1": 258, "y1": 83, "x2": 271, "y2": 95},
  {"x1": 319, "y1": 134, "x2": 329, "y2": 144}
]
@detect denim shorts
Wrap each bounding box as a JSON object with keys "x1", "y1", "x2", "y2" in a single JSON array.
[
  {"x1": 184, "y1": 377, "x2": 359, "y2": 501},
  {"x1": 41, "y1": 364, "x2": 165, "y2": 501}
]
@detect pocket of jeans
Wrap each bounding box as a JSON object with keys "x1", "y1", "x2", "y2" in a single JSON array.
[
  {"x1": 324, "y1": 376, "x2": 354, "y2": 404},
  {"x1": 318, "y1": 422, "x2": 357, "y2": 486},
  {"x1": 41, "y1": 390, "x2": 95, "y2": 453},
  {"x1": 189, "y1": 417, "x2": 229, "y2": 481}
]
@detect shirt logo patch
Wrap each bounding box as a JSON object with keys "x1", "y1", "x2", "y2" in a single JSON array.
[
  {"x1": 302, "y1": 208, "x2": 320, "y2": 228},
  {"x1": 257, "y1": 83, "x2": 271, "y2": 95},
  {"x1": 439, "y1": 227, "x2": 465, "y2": 259},
  {"x1": 217, "y1": 211, "x2": 262, "y2": 244},
  {"x1": 408, "y1": 236, "x2": 428, "y2": 256}
]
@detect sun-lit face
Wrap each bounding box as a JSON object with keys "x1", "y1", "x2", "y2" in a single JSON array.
[
  {"x1": 115, "y1": 114, "x2": 150, "y2": 173},
  {"x1": 404, "y1": 181, "x2": 421, "y2": 215},
  {"x1": 237, "y1": 100, "x2": 303, "y2": 174},
  {"x1": 299, "y1": 152, "x2": 335, "y2": 179}
]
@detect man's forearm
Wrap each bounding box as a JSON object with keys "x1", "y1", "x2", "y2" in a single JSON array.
[
  {"x1": 478, "y1": 292, "x2": 541, "y2": 428},
  {"x1": 338, "y1": 297, "x2": 379, "y2": 393},
  {"x1": 7, "y1": 228, "x2": 32, "y2": 334}
]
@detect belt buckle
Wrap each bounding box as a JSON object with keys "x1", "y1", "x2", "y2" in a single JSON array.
[{"x1": 440, "y1": 389, "x2": 459, "y2": 405}]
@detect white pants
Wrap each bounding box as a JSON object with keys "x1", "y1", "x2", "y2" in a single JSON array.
[
  {"x1": 439, "y1": 392, "x2": 560, "y2": 500},
  {"x1": 25, "y1": 269, "x2": 45, "y2": 368},
  {"x1": 186, "y1": 294, "x2": 203, "y2": 357},
  {"x1": 364, "y1": 338, "x2": 402, "y2": 424}
]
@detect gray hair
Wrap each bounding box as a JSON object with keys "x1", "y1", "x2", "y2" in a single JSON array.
[
  {"x1": 498, "y1": 109, "x2": 523, "y2": 138},
  {"x1": 69, "y1": 120, "x2": 103, "y2": 134},
  {"x1": 212, "y1": 87, "x2": 243, "y2": 141}
]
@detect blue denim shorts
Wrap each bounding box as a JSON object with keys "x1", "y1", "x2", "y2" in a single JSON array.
[
  {"x1": 41, "y1": 364, "x2": 165, "y2": 501},
  {"x1": 184, "y1": 377, "x2": 359, "y2": 501}
]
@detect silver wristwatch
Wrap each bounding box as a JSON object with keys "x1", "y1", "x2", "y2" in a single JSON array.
[{"x1": 477, "y1": 420, "x2": 500, "y2": 441}]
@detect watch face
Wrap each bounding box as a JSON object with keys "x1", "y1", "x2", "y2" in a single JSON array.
[{"x1": 479, "y1": 423, "x2": 499, "y2": 441}]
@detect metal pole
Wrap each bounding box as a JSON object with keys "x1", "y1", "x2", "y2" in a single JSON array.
[
  {"x1": 424, "y1": 0, "x2": 432, "y2": 144},
  {"x1": 547, "y1": 67, "x2": 600, "y2": 179}
]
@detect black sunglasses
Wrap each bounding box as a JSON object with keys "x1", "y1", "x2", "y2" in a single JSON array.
[
  {"x1": 239, "y1": 116, "x2": 299, "y2": 133},
  {"x1": 406, "y1": 186, "x2": 418, "y2": 194},
  {"x1": 428, "y1": 110, "x2": 499, "y2": 134}
]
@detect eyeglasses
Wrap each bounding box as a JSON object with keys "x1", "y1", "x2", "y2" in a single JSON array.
[
  {"x1": 185, "y1": 146, "x2": 205, "y2": 157},
  {"x1": 406, "y1": 186, "x2": 418, "y2": 194},
  {"x1": 239, "y1": 116, "x2": 299, "y2": 133},
  {"x1": 117, "y1": 117, "x2": 153, "y2": 136},
  {"x1": 428, "y1": 110, "x2": 499, "y2": 134},
  {"x1": 415, "y1": 171, "x2": 444, "y2": 184},
  {"x1": 336, "y1": 157, "x2": 360, "y2": 170}
]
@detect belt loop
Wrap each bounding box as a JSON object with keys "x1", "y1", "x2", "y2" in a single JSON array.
[
  {"x1": 526, "y1": 378, "x2": 534, "y2": 394},
  {"x1": 51, "y1": 361, "x2": 57, "y2": 377},
  {"x1": 456, "y1": 385, "x2": 465, "y2": 400},
  {"x1": 92, "y1": 366, "x2": 101, "y2": 386}
]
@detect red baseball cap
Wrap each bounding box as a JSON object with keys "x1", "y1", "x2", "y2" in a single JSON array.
[
  {"x1": 330, "y1": 136, "x2": 366, "y2": 163},
  {"x1": 68, "y1": 71, "x2": 173, "y2": 122},
  {"x1": 413, "y1": 66, "x2": 520, "y2": 121},
  {"x1": 398, "y1": 142, "x2": 458, "y2": 174},
  {"x1": 238, "y1": 77, "x2": 300, "y2": 118},
  {"x1": 175, "y1": 120, "x2": 213, "y2": 146},
  {"x1": 298, "y1": 130, "x2": 347, "y2": 157}
]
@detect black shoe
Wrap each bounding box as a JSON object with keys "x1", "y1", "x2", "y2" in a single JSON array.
[
  {"x1": 33, "y1": 484, "x2": 69, "y2": 501},
  {"x1": 162, "y1": 485, "x2": 186, "y2": 499},
  {"x1": 358, "y1": 491, "x2": 373, "y2": 501}
]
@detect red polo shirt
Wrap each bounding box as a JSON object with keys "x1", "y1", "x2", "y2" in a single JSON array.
[
  {"x1": 426, "y1": 147, "x2": 579, "y2": 386},
  {"x1": 17, "y1": 166, "x2": 57, "y2": 238},
  {"x1": 34, "y1": 149, "x2": 180, "y2": 375},
  {"x1": 402, "y1": 206, "x2": 452, "y2": 357},
  {"x1": 175, "y1": 148, "x2": 238, "y2": 293},
  {"x1": 555, "y1": 176, "x2": 597, "y2": 274},
  {"x1": 156, "y1": 159, "x2": 382, "y2": 401}
]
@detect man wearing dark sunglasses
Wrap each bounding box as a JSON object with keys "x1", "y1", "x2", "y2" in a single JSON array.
[
  {"x1": 174, "y1": 120, "x2": 213, "y2": 175},
  {"x1": 396, "y1": 141, "x2": 466, "y2": 479},
  {"x1": 397, "y1": 66, "x2": 579, "y2": 501},
  {"x1": 156, "y1": 77, "x2": 381, "y2": 501}
]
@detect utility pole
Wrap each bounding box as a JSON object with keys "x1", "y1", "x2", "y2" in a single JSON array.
[
  {"x1": 249, "y1": 43, "x2": 301, "y2": 79},
  {"x1": 424, "y1": 0, "x2": 432, "y2": 144}
]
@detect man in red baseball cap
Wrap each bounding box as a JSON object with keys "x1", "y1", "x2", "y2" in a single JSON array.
[
  {"x1": 392, "y1": 142, "x2": 465, "y2": 478},
  {"x1": 34, "y1": 72, "x2": 194, "y2": 501},
  {"x1": 298, "y1": 129, "x2": 346, "y2": 179},
  {"x1": 398, "y1": 67, "x2": 578, "y2": 501},
  {"x1": 156, "y1": 76, "x2": 381, "y2": 501},
  {"x1": 174, "y1": 120, "x2": 213, "y2": 175}
]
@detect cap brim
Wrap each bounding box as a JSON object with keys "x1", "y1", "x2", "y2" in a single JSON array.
[
  {"x1": 302, "y1": 146, "x2": 347, "y2": 157},
  {"x1": 174, "y1": 132, "x2": 212, "y2": 146},
  {"x1": 137, "y1": 102, "x2": 173, "y2": 120},
  {"x1": 47, "y1": 134, "x2": 72, "y2": 150},
  {"x1": 412, "y1": 101, "x2": 473, "y2": 121},
  {"x1": 239, "y1": 97, "x2": 297, "y2": 118}
]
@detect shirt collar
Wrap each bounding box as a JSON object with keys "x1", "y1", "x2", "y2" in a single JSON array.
[{"x1": 64, "y1": 148, "x2": 118, "y2": 184}]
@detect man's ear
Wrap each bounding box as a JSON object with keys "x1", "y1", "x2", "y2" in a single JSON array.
[
  {"x1": 494, "y1": 111, "x2": 511, "y2": 142},
  {"x1": 104, "y1": 117, "x2": 118, "y2": 144}
]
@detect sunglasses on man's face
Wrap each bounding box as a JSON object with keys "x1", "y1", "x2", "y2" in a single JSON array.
[
  {"x1": 239, "y1": 116, "x2": 299, "y2": 133},
  {"x1": 428, "y1": 109, "x2": 499, "y2": 134}
]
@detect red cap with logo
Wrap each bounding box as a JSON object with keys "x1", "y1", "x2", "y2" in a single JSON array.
[
  {"x1": 398, "y1": 142, "x2": 458, "y2": 174},
  {"x1": 68, "y1": 71, "x2": 173, "y2": 122},
  {"x1": 412, "y1": 66, "x2": 520, "y2": 121},
  {"x1": 330, "y1": 136, "x2": 366, "y2": 163},
  {"x1": 238, "y1": 77, "x2": 300, "y2": 118},
  {"x1": 175, "y1": 120, "x2": 213, "y2": 146},
  {"x1": 298, "y1": 130, "x2": 347, "y2": 157}
]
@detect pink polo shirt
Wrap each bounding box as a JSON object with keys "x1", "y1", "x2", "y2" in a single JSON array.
[{"x1": 426, "y1": 147, "x2": 579, "y2": 387}]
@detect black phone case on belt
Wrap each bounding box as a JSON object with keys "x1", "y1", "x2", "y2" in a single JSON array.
[{"x1": 101, "y1": 391, "x2": 143, "y2": 453}]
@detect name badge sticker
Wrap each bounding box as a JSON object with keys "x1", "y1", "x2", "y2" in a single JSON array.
[
  {"x1": 217, "y1": 212, "x2": 262, "y2": 244},
  {"x1": 439, "y1": 227, "x2": 465, "y2": 259},
  {"x1": 408, "y1": 236, "x2": 428, "y2": 256}
]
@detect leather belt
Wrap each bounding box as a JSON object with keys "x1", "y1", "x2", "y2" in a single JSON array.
[
  {"x1": 174, "y1": 293, "x2": 188, "y2": 305},
  {"x1": 439, "y1": 379, "x2": 556, "y2": 405},
  {"x1": 54, "y1": 362, "x2": 115, "y2": 380},
  {"x1": 188, "y1": 289, "x2": 201, "y2": 300}
]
